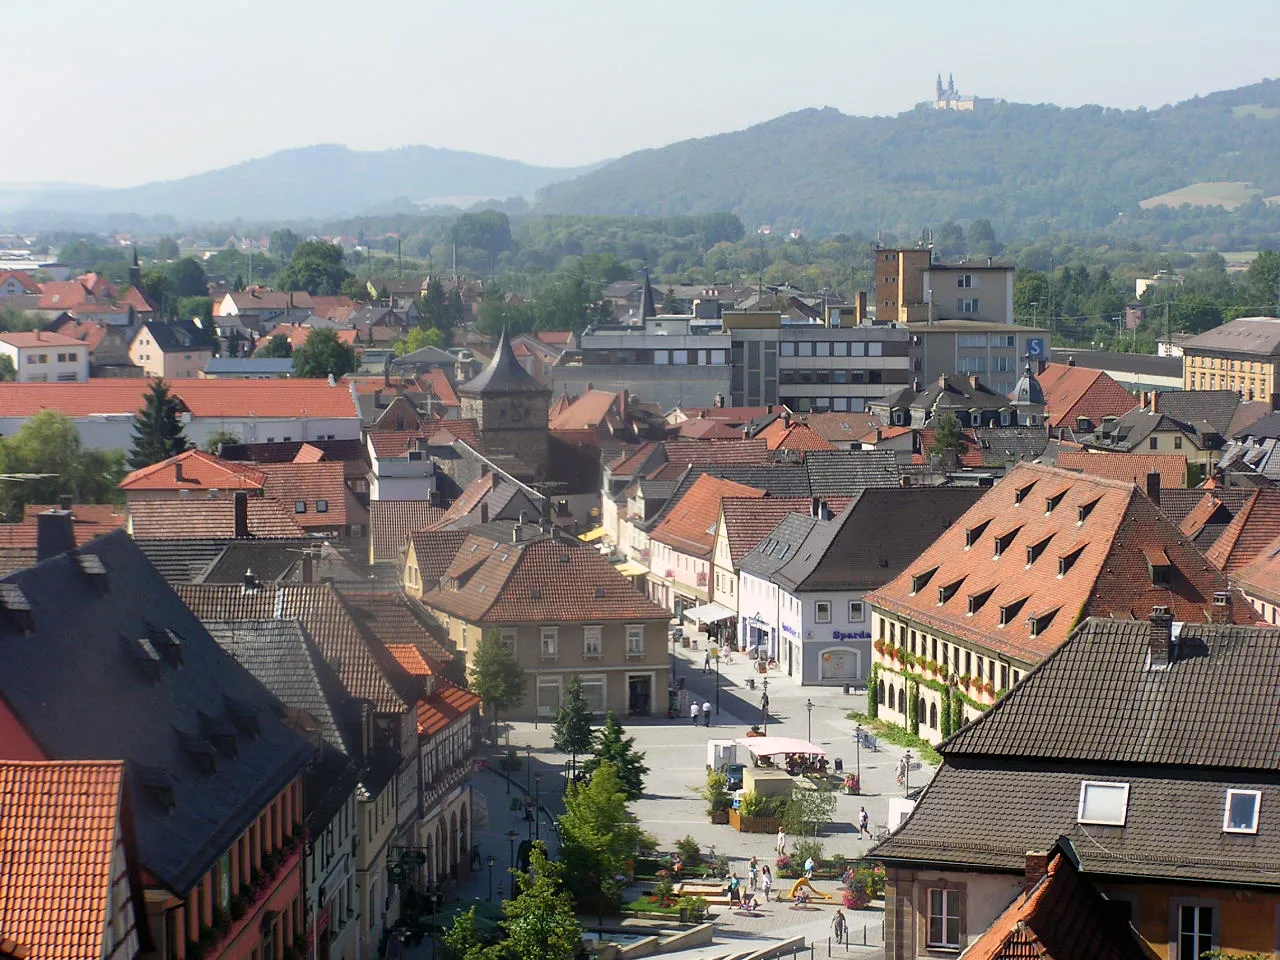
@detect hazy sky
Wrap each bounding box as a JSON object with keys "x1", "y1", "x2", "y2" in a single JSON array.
[{"x1": 6, "y1": 0, "x2": 1278, "y2": 188}]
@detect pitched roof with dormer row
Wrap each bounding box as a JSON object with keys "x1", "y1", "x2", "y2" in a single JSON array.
[
  {"x1": 865, "y1": 463, "x2": 1248, "y2": 664},
  {"x1": 419, "y1": 526, "x2": 669, "y2": 624},
  {"x1": 257, "y1": 461, "x2": 348, "y2": 529},
  {"x1": 0, "y1": 760, "x2": 132, "y2": 960}
]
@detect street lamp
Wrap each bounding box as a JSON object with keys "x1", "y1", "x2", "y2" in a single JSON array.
[
  {"x1": 534, "y1": 774, "x2": 543, "y2": 842},
  {"x1": 487, "y1": 854, "x2": 495, "y2": 900},
  {"x1": 715, "y1": 649, "x2": 721, "y2": 715},
  {"x1": 762, "y1": 677, "x2": 770, "y2": 736},
  {"x1": 805, "y1": 698, "x2": 814, "y2": 744},
  {"x1": 904, "y1": 750, "x2": 913, "y2": 795},
  {"x1": 506, "y1": 829, "x2": 518, "y2": 880},
  {"x1": 526, "y1": 745, "x2": 533, "y2": 796},
  {"x1": 854, "y1": 724, "x2": 863, "y2": 783}
]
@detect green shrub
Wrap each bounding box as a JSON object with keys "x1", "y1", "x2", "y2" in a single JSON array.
[
  {"x1": 675, "y1": 835, "x2": 702, "y2": 866},
  {"x1": 698, "y1": 771, "x2": 731, "y2": 817},
  {"x1": 793, "y1": 838, "x2": 824, "y2": 865}
]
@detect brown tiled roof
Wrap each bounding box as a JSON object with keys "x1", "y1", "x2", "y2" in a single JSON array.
[
  {"x1": 367, "y1": 419, "x2": 485, "y2": 458},
  {"x1": 119, "y1": 449, "x2": 265, "y2": 492},
  {"x1": 177, "y1": 583, "x2": 409, "y2": 713},
  {"x1": 1036, "y1": 363, "x2": 1137, "y2": 428},
  {"x1": 797, "y1": 412, "x2": 879, "y2": 444},
  {"x1": 608, "y1": 442, "x2": 659, "y2": 477},
  {"x1": 1205, "y1": 488, "x2": 1280, "y2": 573},
  {"x1": 422, "y1": 533, "x2": 669, "y2": 624},
  {"x1": 53, "y1": 318, "x2": 109, "y2": 351},
  {"x1": 429, "y1": 474, "x2": 496, "y2": 529},
  {"x1": 386, "y1": 643, "x2": 434, "y2": 676},
  {"x1": 1232, "y1": 530, "x2": 1280, "y2": 605},
  {"x1": 662, "y1": 438, "x2": 771, "y2": 466},
  {"x1": 549, "y1": 389, "x2": 618, "y2": 431},
  {"x1": 0, "y1": 504, "x2": 126, "y2": 548},
  {"x1": 0, "y1": 379, "x2": 358, "y2": 419},
  {"x1": 127, "y1": 497, "x2": 305, "y2": 539},
  {"x1": 370, "y1": 500, "x2": 447, "y2": 561},
  {"x1": 673, "y1": 418, "x2": 744, "y2": 440},
  {"x1": 720, "y1": 496, "x2": 851, "y2": 565},
  {"x1": 409, "y1": 530, "x2": 470, "y2": 587},
  {"x1": 674, "y1": 405, "x2": 772, "y2": 424},
  {"x1": 756, "y1": 420, "x2": 837, "y2": 452},
  {"x1": 1055, "y1": 450, "x2": 1187, "y2": 488},
  {"x1": 1177, "y1": 493, "x2": 1227, "y2": 539},
  {"x1": 963, "y1": 852, "x2": 1148, "y2": 960},
  {"x1": 865, "y1": 463, "x2": 1244, "y2": 664},
  {"x1": 338, "y1": 589, "x2": 454, "y2": 665},
  {"x1": 257, "y1": 462, "x2": 348, "y2": 529},
  {"x1": 0, "y1": 760, "x2": 126, "y2": 960},
  {"x1": 293, "y1": 443, "x2": 326, "y2": 464},
  {"x1": 422, "y1": 368, "x2": 460, "y2": 407},
  {"x1": 650, "y1": 474, "x2": 766, "y2": 558},
  {"x1": 415, "y1": 678, "x2": 482, "y2": 737}
]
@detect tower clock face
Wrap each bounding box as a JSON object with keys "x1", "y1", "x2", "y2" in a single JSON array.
[{"x1": 510, "y1": 400, "x2": 529, "y2": 422}]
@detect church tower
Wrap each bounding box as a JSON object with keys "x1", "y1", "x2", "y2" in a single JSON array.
[
  {"x1": 458, "y1": 329, "x2": 551, "y2": 479},
  {"x1": 1011, "y1": 358, "x2": 1046, "y2": 428}
]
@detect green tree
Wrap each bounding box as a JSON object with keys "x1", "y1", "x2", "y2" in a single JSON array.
[
  {"x1": 499, "y1": 843, "x2": 582, "y2": 960},
  {"x1": 930, "y1": 413, "x2": 966, "y2": 457},
  {"x1": 558, "y1": 761, "x2": 648, "y2": 906},
  {"x1": 420, "y1": 277, "x2": 449, "y2": 330},
  {"x1": 258, "y1": 334, "x2": 293, "y2": 358},
  {"x1": 225, "y1": 328, "x2": 245, "y2": 358},
  {"x1": 276, "y1": 241, "x2": 353, "y2": 295},
  {"x1": 968, "y1": 219, "x2": 1002, "y2": 257},
  {"x1": 0, "y1": 354, "x2": 15, "y2": 381},
  {"x1": 451, "y1": 211, "x2": 514, "y2": 262},
  {"x1": 128, "y1": 378, "x2": 188, "y2": 470},
  {"x1": 782, "y1": 780, "x2": 838, "y2": 838},
  {"x1": 1246, "y1": 250, "x2": 1280, "y2": 311},
  {"x1": 394, "y1": 326, "x2": 446, "y2": 356},
  {"x1": 142, "y1": 269, "x2": 175, "y2": 318},
  {"x1": 291, "y1": 328, "x2": 356, "y2": 379},
  {"x1": 176, "y1": 296, "x2": 213, "y2": 324},
  {"x1": 0, "y1": 411, "x2": 125, "y2": 517},
  {"x1": 582, "y1": 712, "x2": 648, "y2": 800},
  {"x1": 154, "y1": 236, "x2": 180, "y2": 260},
  {"x1": 269, "y1": 228, "x2": 301, "y2": 260},
  {"x1": 165, "y1": 258, "x2": 209, "y2": 298},
  {"x1": 468, "y1": 630, "x2": 525, "y2": 741},
  {"x1": 440, "y1": 906, "x2": 487, "y2": 960},
  {"x1": 552, "y1": 676, "x2": 594, "y2": 779},
  {"x1": 202, "y1": 430, "x2": 241, "y2": 454}
]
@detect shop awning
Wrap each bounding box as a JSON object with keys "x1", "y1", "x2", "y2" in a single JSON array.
[
  {"x1": 735, "y1": 736, "x2": 826, "y2": 758},
  {"x1": 682, "y1": 601, "x2": 735, "y2": 624},
  {"x1": 578, "y1": 527, "x2": 608, "y2": 543},
  {"x1": 614, "y1": 560, "x2": 649, "y2": 577}
]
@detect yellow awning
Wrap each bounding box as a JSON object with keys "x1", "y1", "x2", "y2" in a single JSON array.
[
  {"x1": 578, "y1": 527, "x2": 608, "y2": 543},
  {"x1": 614, "y1": 561, "x2": 649, "y2": 577}
]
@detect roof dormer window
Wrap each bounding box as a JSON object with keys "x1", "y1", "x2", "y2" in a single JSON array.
[
  {"x1": 1026, "y1": 535, "x2": 1053, "y2": 566},
  {"x1": 1045, "y1": 487, "x2": 1070, "y2": 514},
  {"x1": 1224, "y1": 789, "x2": 1261, "y2": 834},
  {"x1": 965, "y1": 519, "x2": 992, "y2": 549},
  {"x1": 1077, "y1": 497, "x2": 1101, "y2": 524},
  {"x1": 938, "y1": 577, "x2": 965, "y2": 605},
  {"x1": 1027, "y1": 607, "x2": 1060, "y2": 638},
  {"x1": 1058, "y1": 544, "x2": 1087, "y2": 577},
  {"x1": 910, "y1": 566, "x2": 939, "y2": 595},
  {"x1": 1014, "y1": 480, "x2": 1037, "y2": 505},
  {"x1": 967, "y1": 587, "x2": 995, "y2": 615},
  {"x1": 1077, "y1": 781, "x2": 1130, "y2": 826},
  {"x1": 998, "y1": 596, "x2": 1028, "y2": 627},
  {"x1": 993, "y1": 526, "x2": 1022, "y2": 559}
]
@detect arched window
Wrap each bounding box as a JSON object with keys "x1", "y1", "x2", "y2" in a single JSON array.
[
  {"x1": 929, "y1": 702, "x2": 938, "y2": 729},
  {"x1": 898, "y1": 688, "x2": 906, "y2": 715},
  {"x1": 918, "y1": 696, "x2": 927, "y2": 724},
  {"x1": 459, "y1": 805, "x2": 469, "y2": 868},
  {"x1": 877, "y1": 679, "x2": 885, "y2": 705}
]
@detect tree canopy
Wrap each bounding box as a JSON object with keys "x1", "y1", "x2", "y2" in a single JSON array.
[
  {"x1": 0, "y1": 411, "x2": 125, "y2": 518},
  {"x1": 258, "y1": 334, "x2": 293, "y2": 358},
  {"x1": 581, "y1": 712, "x2": 648, "y2": 800},
  {"x1": 551, "y1": 676, "x2": 594, "y2": 778},
  {"x1": 128, "y1": 378, "x2": 188, "y2": 470},
  {"x1": 291, "y1": 328, "x2": 356, "y2": 379},
  {"x1": 558, "y1": 761, "x2": 649, "y2": 907},
  {"x1": 469, "y1": 630, "x2": 525, "y2": 736},
  {"x1": 497, "y1": 843, "x2": 582, "y2": 960},
  {"x1": 275, "y1": 240, "x2": 353, "y2": 295}
]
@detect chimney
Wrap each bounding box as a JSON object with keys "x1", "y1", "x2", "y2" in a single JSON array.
[
  {"x1": 1024, "y1": 851, "x2": 1049, "y2": 893},
  {"x1": 698, "y1": 410, "x2": 706, "y2": 419},
  {"x1": 1148, "y1": 605, "x2": 1174, "y2": 668},
  {"x1": 782, "y1": 411, "x2": 792, "y2": 427},
  {"x1": 374, "y1": 388, "x2": 383, "y2": 408},
  {"x1": 242, "y1": 567, "x2": 261, "y2": 595},
  {"x1": 518, "y1": 510, "x2": 528, "y2": 525},
  {"x1": 969, "y1": 374, "x2": 981, "y2": 391},
  {"x1": 1144, "y1": 471, "x2": 1161, "y2": 506},
  {"x1": 913, "y1": 377, "x2": 921, "y2": 392},
  {"x1": 619, "y1": 390, "x2": 630, "y2": 421},
  {"x1": 810, "y1": 497, "x2": 821, "y2": 518},
  {"x1": 713, "y1": 393, "x2": 724, "y2": 409},
  {"x1": 1037, "y1": 359, "x2": 1046, "y2": 375},
  {"x1": 1150, "y1": 392, "x2": 1159, "y2": 414},
  {"x1": 37, "y1": 508, "x2": 76, "y2": 562},
  {"x1": 233, "y1": 490, "x2": 249, "y2": 539},
  {"x1": 1066, "y1": 354, "x2": 1075, "y2": 366},
  {"x1": 1271, "y1": 393, "x2": 1280, "y2": 412},
  {"x1": 480, "y1": 502, "x2": 489, "y2": 524},
  {"x1": 59, "y1": 493, "x2": 72, "y2": 511},
  {"x1": 512, "y1": 524, "x2": 522, "y2": 543},
  {"x1": 301, "y1": 551, "x2": 314, "y2": 584},
  {"x1": 174, "y1": 459, "x2": 185, "y2": 483}
]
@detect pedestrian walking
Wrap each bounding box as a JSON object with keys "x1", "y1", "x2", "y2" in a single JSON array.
[
  {"x1": 896, "y1": 757, "x2": 907, "y2": 786},
  {"x1": 691, "y1": 700, "x2": 700, "y2": 724},
  {"x1": 761, "y1": 864, "x2": 773, "y2": 901},
  {"x1": 775, "y1": 828, "x2": 787, "y2": 855},
  {"x1": 728, "y1": 873, "x2": 741, "y2": 905},
  {"x1": 761, "y1": 691, "x2": 769, "y2": 715},
  {"x1": 833, "y1": 908, "x2": 848, "y2": 944},
  {"x1": 804, "y1": 856, "x2": 815, "y2": 879},
  {"x1": 859, "y1": 806, "x2": 870, "y2": 839},
  {"x1": 703, "y1": 650, "x2": 711, "y2": 673},
  {"x1": 702, "y1": 700, "x2": 712, "y2": 726},
  {"x1": 748, "y1": 855, "x2": 759, "y2": 891}
]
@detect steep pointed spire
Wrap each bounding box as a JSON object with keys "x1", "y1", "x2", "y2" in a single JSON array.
[
  {"x1": 639, "y1": 265, "x2": 657, "y2": 321},
  {"x1": 457, "y1": 327, "x2": 549, "y2": 397},
  {"x1": 129, "y1": 245, "x2": 142, "y2": 290}
]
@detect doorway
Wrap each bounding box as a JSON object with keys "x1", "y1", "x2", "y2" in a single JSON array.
[{"x1": 628, "y1": 675, "x2": 652, "y2": 716}]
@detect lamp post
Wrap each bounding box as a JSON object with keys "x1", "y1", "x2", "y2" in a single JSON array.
[
  {"x1": 854, "y1": 724, "x2": 863, "y2": 783},
  {"x1": 487, "y1": 854, "x2": 495, "y2": 900},
  {"x1": 805, "y1": 698, "x2": 814, "y2": 744},
  {"x1": 506, "y1": 829, "x2": 518, "y2": 880},
  {"x1": 534, "y1": 774, "x2": 543, "y2": 842},
  {"x1": 762, "y1": 677, "x2": 770, "y2": 736},
  {"x1": 715, "y1": 649, "x2": 721, "y2": 715},
  {"x1": 526, "y1": 745, "x2": 532, "y2": 796},
  {"x1": 904, "y1": 750, "x2": 913, "y2": 796}
]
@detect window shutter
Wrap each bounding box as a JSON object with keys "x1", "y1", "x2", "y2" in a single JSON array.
[{"x1": 956, "y1": 885, "x2": 968, "y2": 944}]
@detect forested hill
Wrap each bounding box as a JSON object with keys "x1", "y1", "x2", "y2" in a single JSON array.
[{"x1": 537, "y1": 79, "x2": 1280, "y2": 238}]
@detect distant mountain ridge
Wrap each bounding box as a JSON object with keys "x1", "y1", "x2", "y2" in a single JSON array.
[
  {"x1": 9, "y1": 144, "x2": 596, "y2": 222},
  {"x1": 535, "y1": 78, "x2": 1280, "y2": 237}
]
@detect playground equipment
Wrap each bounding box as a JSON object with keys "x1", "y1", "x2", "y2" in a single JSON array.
[{"x1": 787, "y1": 878, "x2": 832, "y2": 901}]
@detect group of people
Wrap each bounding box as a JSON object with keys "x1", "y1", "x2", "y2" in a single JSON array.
[
  {"x1": 689, "y1": 698, "x2": 713, "y2": 725},
  {"x1": 727, "y1": 854, "x2": 773, "y2": 909}
]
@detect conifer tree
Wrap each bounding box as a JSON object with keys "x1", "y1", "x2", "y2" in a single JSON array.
[
  {"x1": 551, "y1": 677, "x2": 594, "y2": 780},
  {"x1": 581, "y1": 712, "x2": 648, "y2": 800},
  {"x1": 128, "y1": 378, "x2": 187, "y2": 469}
]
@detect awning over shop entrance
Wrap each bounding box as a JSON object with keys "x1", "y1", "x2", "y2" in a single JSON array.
[
  {"x1": 681, "y1": 601, "x2": 735, "y2": 624},
  {"x1": 578, "y1": 527, "x2": 608, "y2": 543},
  {"x1": 614, "y1": 560, "x2": 649, "y2": 577}
]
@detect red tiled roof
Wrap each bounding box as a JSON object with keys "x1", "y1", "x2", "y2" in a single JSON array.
[
  {"x1": 293, "y1": 443, "x2": 326, "y2": 463},
  {"x1": 674, "y1": 418, "x2": 745, "y2": 440},
  {"x1": 367, "y1": 419, "x2": 485, "y2": 458},
  {"x1": 549, "y1": 389, "x2": 619, "y2": 431},
  {"x1": 535, "y1": 331, "x2": 574, "y2": 346},
  {"x1": 856, "y1": 424, "x2": 912, "y2": 443},
  {"x1": 422, "y1": 368, "x2": 460, "y2": 407},
  {"x1": 386, "y1": 643, "x2": 435, "y2": 677},
  {"x1": 120, "y1": 285, "x2": 158, "y2": 313},
  {"x1": 0, "y1": 330, "x2": 86, "y2": 349},
  {"x1": 255, "y1": 323, "x2": 358, "y2": 353},
  {"x1": 720, "y1": 496, "x2": 852, "y2": 564},
  {"x1": 119, "y1": 449, "x2": 266, "y2": 492},
  {"x1": 428, "y1": 474, "x2": 496, "y2": 529},
  {"x1": 37, "y1": 280, "x2": 94, "y2": 309},
  {"x1": 674, "y1": 406, "x2": 772, "y2": 424},
  {"x1": 0, "y1": 379, "x2": 359, "y2": 418},
  {"x1": 76, "y1": 273, "x2": 117, "y2": 300},
  {"x1": 1205, "y1": 489, "x2": 1280, "y2": 574},
  {"x1": 756, "y1": 420, "x2": 837, "y2": 452},
  {"x1": 608, "y1": 442, "x2": 659, "y2": 477},
  {"x1": 126, "y1": 497, "x2": 306, "y2": 539},
  {"x1": 1233, "y1": 531, "x2": 1280, "y2": 606},
  {"x1": 0, "y1": 270, "x2": 40, "y2": 293},
  {"x1": 914, "y1": 428, "x2": 986, "y2": 467},
  {"x1": 0, "y1": 503, "x2": 127, "y2": 549},
  {"x1": 53, "y1": 319, "x2": 109, "y2": 351},
  {"x1": 651, "y1": 474, "x2": 766, "y2": 557},
  {"x1": 409, "y1": 530, "x2": 470, "y2": 585},
  {"x1": 308, "y1": 296, "x2": 358, "y2": 322},
  {"x1": 866, "y1": 463, "x2": 1244, "y2": 665},
  {"x1": 1036, "y1": 363, "x2": 1138, "y2": 428},
  {"x1": 799, "y1": 412, "x2": 880, "y2": 444},
  {"x1": 257, "y1": 461, "x2": 348, "y2": 529},
  {"x1": 0, "y1": 760, "x2": 126, "y2": 960},
  {"x1": 1055, "y1": 450, "x2": 1187, "y2": 489},
  {"x1": 662, "y1": 438, "x2": 771, "y2": 466},
  {"x1": 369, "y1": 501, "x2": 448, "y2": 561},
  {"x1": 415, "y1": 678, "x2": 482, "y2": 737},
  {"x1": 422, "y1": 533, "x2": 670, "y2": 623},
  {"x1": 1178, "y1": 493, "x2": 1227, "y2": 539}
]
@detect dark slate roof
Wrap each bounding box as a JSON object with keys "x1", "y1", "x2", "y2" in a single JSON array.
[
  {"x1": 1049, "y1": 348, "x2": 1182, "y2": 379},
  {"x1": 1182, "y1": 316, "x2": 1280, "y2": 358},
  {"x1": 802, "y1": 449, "x2": 901, "y2": 497},
  {"x1": 737, "y1": 513, "x2": 817, "y2": 579},
  {"x1": 1153, "y1": 389, "x2": 1242, "y2": 437},
  {"x1": 457, "y1": 328, "x2": 549, "y2": 397},
  {"x1": 1087, "y1": 406, "x2": 1216, "y2": 452},
  {"x1": 1157, "y1": 487, "x2": 1254, "y2": 527},
  {"x1": 218, "y1": 439, "x2": 369, "y2": 465},
  {"x1": 305, "y1": 744, "x2": 363, "y2": 834},
  {"x1": 136, "y1": 538, "x2": 236, "y2": 583},
  {"x1": 774, "y1": 488, "x2": 985, "y2": 592},
  {"x1": 947, "y1": 617, "x2": 1280, "y2": 768},
  {"x1": 203, "y1": 619, "x2": 354, "y2": 754},
  {"x1": 136, "y1": 537, "x2": 316, "y2": 585},
  {"x1": 880, "y1": 374, "x2": 1012, "y2": 413},
  {"x1": 141, "y1": 318, "x2": 216, "y2": 352},
  {"x1": 972, "y1": 428, "x2": 1051, "y2": 466},
  {"x1": 874, "y1": 760, "x2": 1280, "y2": 886},
  {"x1": 0, "y1": 531, "x2": 313, "y2": 896},
  {"x1": 1236, "y1": 411, "x2": 1280, "y2": 441},
  {"x1": 391, "y1": 345, "x2": 456, "y2": 368}
]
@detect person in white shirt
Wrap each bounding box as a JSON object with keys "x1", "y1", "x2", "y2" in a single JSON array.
[
  {"x1": 701, "y1": 700, "x2": 712, "y2": 726},
  {"x1": 690, "y1": 701, "x2": 700, "y2": 724}
]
